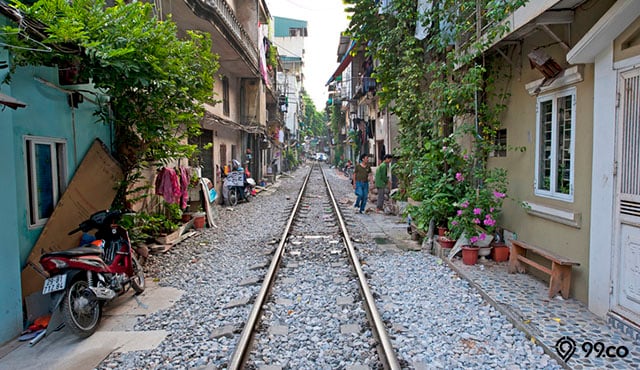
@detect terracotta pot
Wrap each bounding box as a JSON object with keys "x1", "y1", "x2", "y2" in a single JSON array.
[
  {"x1": 438, "y1": 237, "x2": 456, "y2": 249},
  {"x1": 193, "y1": 212, "x2": 206, "y2": 229},
  {"x1": 181, "y1": 213, "x2": 193, "y2": 223},
  {"x1": 491, "y1": 243, "x2": 510, "y2": 262},
  {"x1": 461, "y1": 246, "x2": 479, "y2": 265},
  {"x1": 437, "y1": 226, "x2": 448, "y2": 237}
]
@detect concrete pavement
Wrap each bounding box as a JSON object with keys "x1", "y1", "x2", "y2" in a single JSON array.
[{"x1": 0, "y1": 281, "x2": 182, "y2": 370}]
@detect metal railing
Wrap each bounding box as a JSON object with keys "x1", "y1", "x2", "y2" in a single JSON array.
[{"x1": 200, "y1": 0, "x2": 259, "y2": 68}]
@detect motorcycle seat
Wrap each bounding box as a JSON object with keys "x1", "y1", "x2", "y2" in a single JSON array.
[{"x1": 42, "y1": 244, "x2": 104, "y2": 258}]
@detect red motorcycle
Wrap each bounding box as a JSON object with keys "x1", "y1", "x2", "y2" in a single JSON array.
[{"x1": 39, "y1": 209, "x2": 145, "y2": 338}]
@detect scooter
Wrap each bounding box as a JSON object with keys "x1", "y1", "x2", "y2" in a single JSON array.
[
  {"x1": 223, "y1": 168, "x2": 256, "y2": 206},
  {"x1": 39, "y1": 209, "x2": 145, "y2": 338}
]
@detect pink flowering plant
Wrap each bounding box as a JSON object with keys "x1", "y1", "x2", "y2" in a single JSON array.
[{"x1": 448, "y1": 167, "x2": 508, "y2": 245}]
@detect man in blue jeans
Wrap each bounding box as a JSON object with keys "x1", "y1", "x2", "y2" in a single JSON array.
[{"x1": 352, "y1": 153, "x2": 372, "y2": 214}]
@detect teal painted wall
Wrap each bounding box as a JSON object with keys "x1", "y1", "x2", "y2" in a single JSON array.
[
  {"x1": 0, "y1": 52, "x2": 112, "y2": 344},
  {"x1": 0, "y1": 47, "x2": 25, "y2": 346},
  {"x1": 11, "y1": 65, "x2": 113, "y2": 265},
  {"x1": 273, "y1": 16, "x2": 307, "y2": 37}
]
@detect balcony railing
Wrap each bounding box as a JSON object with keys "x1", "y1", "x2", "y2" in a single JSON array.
[
  {"x1": 456, "y1": 0, "x2": 501, "y2": 53},
  {"x1": 197, "y1": 0, "x2": 259, "y2": 69}
]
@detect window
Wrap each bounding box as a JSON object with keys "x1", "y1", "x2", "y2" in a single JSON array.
[
  {"x1": 25, "y1": 137, "x2": 67, "y2": 227},
  {"x1": 222, "y1": 76, "x2": 229, "y2": 116},
  {"x1": 492, "y1": 129, "x2": 507, "y2": 157},
  {"x1": 534, "y1": 88, "x2": 575, "y2": 201}
]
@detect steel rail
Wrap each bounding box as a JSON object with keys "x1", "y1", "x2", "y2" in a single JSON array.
[
  {"x1": 227, "y1": 165, "x2": 313, "y2": 369},
  {"x1": 321, "y1": 166, "x2": 401, "y2": 370}
]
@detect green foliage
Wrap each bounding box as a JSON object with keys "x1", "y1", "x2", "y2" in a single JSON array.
[
  {"x1": 2, "y1": 0, "x2": 219, "y2": 205},
  {"x1": 448, "y1": 167, "x2": 508, "y2": 243},
  {"x1": 120, "y1": 202, "x2": 183, "y2": 245},
  {"x1": 283, "y1": 147, "x2": 299, "y2": 168},
  {"x1": 345, "y1": 0, "x2": 527, "y2": 231},
  {"x1": 329, "y1": 103, "x2": 344, "y2": 151},
  {"x1": 404, "y1": 137, "x2": 468, "y2": 230},
  {"x1": 301, "y1": 93, "x2": 327, "y2": 138},
  {"x1": 267, "y1": 44, "x2": 278, "y2": 71}
]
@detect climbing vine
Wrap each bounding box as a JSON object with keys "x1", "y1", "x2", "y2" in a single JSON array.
[{"x1": 344, "y1": 0, "x2": 527, "y2": 226}]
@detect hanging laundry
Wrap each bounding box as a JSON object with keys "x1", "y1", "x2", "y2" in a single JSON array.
[
  {"x1": 179, "y1": 167, "x2": 190, "y2": 209},
  {"x1": 155, "y1": 167, "x2": 181, "y2": 204}
]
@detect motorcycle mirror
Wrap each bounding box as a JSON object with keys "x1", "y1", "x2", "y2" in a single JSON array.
[{"x1": 67, "y1": 227, "x2": 82, "y2": 235}]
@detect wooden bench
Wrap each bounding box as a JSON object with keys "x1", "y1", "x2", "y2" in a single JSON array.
[{"x1": 508, "y1": 239, "x2": 580, "y2": 299}]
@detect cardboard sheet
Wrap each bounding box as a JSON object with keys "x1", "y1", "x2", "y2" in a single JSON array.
[
  {"x1": 21, "y1": 139, "x2": 124, "y2": 297},
  {"x1": 199, "y1": 178, "x2": 217, "y2": 228}
]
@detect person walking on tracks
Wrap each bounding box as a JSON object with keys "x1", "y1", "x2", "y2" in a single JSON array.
[
  {"x1": 353, "y1": 153, "x2": 372, "y2": 214},
  {"x1": 375, "y1": 154, "x2": 393, "y2": 213}
]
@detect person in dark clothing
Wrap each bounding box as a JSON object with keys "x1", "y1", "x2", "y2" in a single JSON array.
[{"x1": 353, "y1": 154, "x2": 372, "y2": 214}]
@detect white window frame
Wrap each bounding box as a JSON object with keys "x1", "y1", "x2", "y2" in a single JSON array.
[
  {"x1": 534, "y1": 87, "x2": 576, "y2": 202},
  {"x1": 24, "y1": 136, "x2": 67, "y2": 228}
]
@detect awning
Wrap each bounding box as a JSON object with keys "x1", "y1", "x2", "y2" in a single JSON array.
[
  {"x1": 0, "y1": 92, "x2": 27, "y2": 110},
  {"x1": 326, "y1": 40, "x2": 357, "y2": 86},
  {"x1": 202, "y1": 103, "x2": 266, "y2": 135}
]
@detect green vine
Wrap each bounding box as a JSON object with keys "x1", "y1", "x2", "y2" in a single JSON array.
[
  {"x1": 344, "y1": 0, "x2": 528, "y2": 227},
  {"x1": 1, "y1": 0, "x2": 219, "y2": 207}
]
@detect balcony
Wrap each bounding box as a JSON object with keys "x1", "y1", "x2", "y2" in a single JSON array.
[
  {"x1": 456, "y1": 0, "x2": 576, "y2": 56},
  {"x1": 163, "y1": 0, "x2": 260, "y2": 77}
]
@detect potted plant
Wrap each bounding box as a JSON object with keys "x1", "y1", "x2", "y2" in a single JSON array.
[
  {"x1": 448, "y1": 168, "x2": 508, "y2": 265},
  {"x1": 403, "y1": 138, "x2": 468, "y2": 234},
  {"x1": 490, "y1": 230, "x2": 510, "y2": 262},
  {"x1": 438, "y1": 232, "x2": 457, "y2": 249},
  {"x1": 491, "y1": 241, "x2": 510, "y2": 262}
]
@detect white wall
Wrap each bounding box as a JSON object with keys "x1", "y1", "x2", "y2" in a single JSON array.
[{"x1": 588, "y1": 45, "x2": 617, "y2": 317}]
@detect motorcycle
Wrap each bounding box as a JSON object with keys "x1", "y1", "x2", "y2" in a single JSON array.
[
  {"x1": 39, "y1": 209, "x2": 145, "y2": 338},
  {"x1": 223, "y1": 168, "x2": 256, "y2": 206}
]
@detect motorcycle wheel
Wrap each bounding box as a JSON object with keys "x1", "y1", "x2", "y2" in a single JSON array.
[
  {"x1": 62, "y1": 279, "x2": 101, "y2": 338},
  {"x1": 130, "y1": 255, "x2": 145, "y2": 294},
  {"x1": 228, "y1": 188, "x2": 238, "y2": 206}
]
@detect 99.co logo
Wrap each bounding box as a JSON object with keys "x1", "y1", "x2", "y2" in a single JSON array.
[{"x1": 555, "y1": 336, "x2": 629, "y2": 362}]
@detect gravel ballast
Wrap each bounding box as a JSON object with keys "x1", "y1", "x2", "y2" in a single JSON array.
[{"x1": 98, "y1": 164, "x2": 560, "y2": 369}]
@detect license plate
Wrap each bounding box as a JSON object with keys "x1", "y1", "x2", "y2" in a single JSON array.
[{"x1": 42, "y1": 275, "x2": 66, "y2": 294}]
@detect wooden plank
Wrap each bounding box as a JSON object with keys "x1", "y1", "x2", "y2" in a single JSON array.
[
  {"x1": 516, "y1": 254, "x2": 552, "y2": 275},
  {"x1": 21, "y1": 139, "x2": 123, "y2": 297},
  {"x1": 511, "y1": 240, "x2": 580, "y2": 266},
  {"x1": 550, "y1": 263, "x2": 573, "y2": 299},
  {"x1": 149, "y1": 231, "x2": 198, "y2": 254}
]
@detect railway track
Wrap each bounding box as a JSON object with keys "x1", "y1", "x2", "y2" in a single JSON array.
[{"x1": 229, "y1": 164, "x2": 399, "y2": 369}]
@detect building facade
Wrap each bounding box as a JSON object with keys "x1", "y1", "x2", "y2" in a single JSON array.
[
  {"x1": 159, "y1": 0, "x2": 279, "y2": 196},
  {"x1": 273, "y1": 16, "x2": 307, "y2": 169}
]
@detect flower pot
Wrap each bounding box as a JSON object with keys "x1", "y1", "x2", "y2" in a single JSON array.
[
  {"x1": 461, "y1": 246, "x2": 479, "y2": 265},
  {"x1": 438, "y1": 237, "x2": 456, "y2": 249},
  {"x1": 478, "y1": 246, "x2": 492, "y2": 261},
  {"x1": 193, "y1": 212, "x2": 206, "y2": 230},
  {"x1": 491, "y1": 243, "x2": 510, "y2": 262},
  {"x1": 181, "y1": 212, "x2": 193, "y2": 223},
  {"x1": 437, "y1": 226, "x2": 448, "y2": 237}
]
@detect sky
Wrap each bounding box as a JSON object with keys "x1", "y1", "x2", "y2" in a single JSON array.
[{"x1": 265, "y1": 0, "x2": 350, "y2": 109}]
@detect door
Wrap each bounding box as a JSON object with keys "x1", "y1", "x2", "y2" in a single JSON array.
[
  {"x1": 189, "y1": 129, "x2": 214, "y2": 180},
  {"x1": 613, "y1": 67, "x2": 640, "y2": 325}
]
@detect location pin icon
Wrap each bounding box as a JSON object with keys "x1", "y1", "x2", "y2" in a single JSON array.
[{"x1": 555, "y1": 336, "x2": 576, "y2": 363}]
